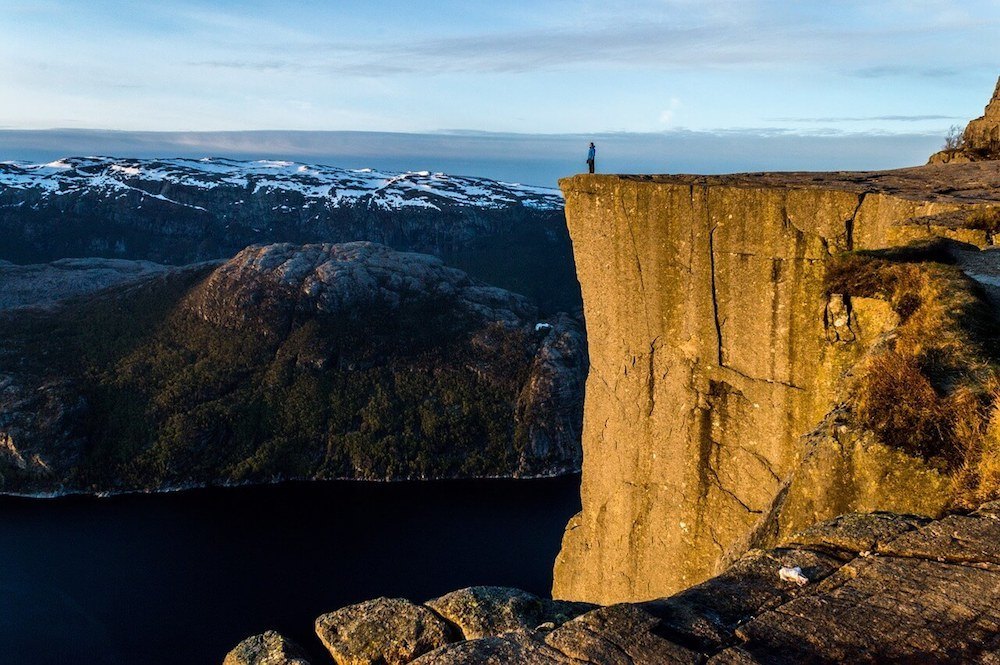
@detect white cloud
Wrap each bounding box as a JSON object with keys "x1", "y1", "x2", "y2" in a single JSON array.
[{"x1": 659, "y1": 98, "x2": 682, "y2": 125}]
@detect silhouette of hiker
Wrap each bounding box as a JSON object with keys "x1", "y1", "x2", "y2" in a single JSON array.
[{"x1": 586, "y1": 142, "x2": 596, "y2": 173}]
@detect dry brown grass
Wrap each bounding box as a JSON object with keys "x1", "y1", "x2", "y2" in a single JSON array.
[
  {"x1": 825, "y1": 246, "x2": 1000, "y2": 506},
  {"x1": 965, "y1": 208, "x2": 1000, "y2": 235}
]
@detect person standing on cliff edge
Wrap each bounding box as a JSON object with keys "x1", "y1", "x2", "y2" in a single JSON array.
[{"x1": 586, "y1": 142, "x2": 596, "y2": 173}]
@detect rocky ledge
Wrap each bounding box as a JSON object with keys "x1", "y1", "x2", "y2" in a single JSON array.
[
  {"x1": 230, "y1": 505, "x2": 1000, "y2": 664},
  {"x1": 0, "y1": 242, "x2": 585, "y2": 494}
]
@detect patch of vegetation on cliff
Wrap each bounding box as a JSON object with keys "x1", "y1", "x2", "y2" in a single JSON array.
[
  {"x1": 964, "y1": 209, "x2": 1000, "y2": 245},
  {"x1": 824, "y1": 241, "x2": 1000, "y2": 506},
  {"x1": 0, "y1": 269, "x2": 545, "y2": 491}
]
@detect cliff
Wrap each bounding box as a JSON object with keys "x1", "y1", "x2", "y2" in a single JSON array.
[
  {"x1": 554, "y1": 163, "x2": 1000, "y2": 603},
  {"x1": 0, "y1": 243, "x2": 585, "y2": 494}
]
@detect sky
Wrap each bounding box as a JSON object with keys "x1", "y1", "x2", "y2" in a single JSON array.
[{"x1": 1, "y1": 1, "x2": 999, "y2": 184}]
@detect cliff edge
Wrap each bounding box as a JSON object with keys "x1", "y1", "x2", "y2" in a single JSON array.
[
  {"x1": 554, "y1": 163, "x2": 1000, "y2": 603},
  {"x1": 226, "y1": 506, "x2": 1000, "y2": 664}
]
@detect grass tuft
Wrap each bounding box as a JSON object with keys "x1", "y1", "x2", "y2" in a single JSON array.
[
  {"x1": 965, "y1": 208, "x2": 1000, "y2": 235},
  {"x1": 824, "y1": 245, "x2": 1000, "y2": 506}
]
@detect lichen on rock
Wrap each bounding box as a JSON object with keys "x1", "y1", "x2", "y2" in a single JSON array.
[
  {"x1": 424, "y1": 586, "x2": 594, "y2": 640},
  {"x1": 315, "y1": 597, "x2": 454, "y2": 665}
]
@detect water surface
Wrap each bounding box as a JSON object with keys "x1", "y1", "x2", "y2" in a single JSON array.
[{"x1": 0, "y1": 476, "x2": 580, "y2": 665}]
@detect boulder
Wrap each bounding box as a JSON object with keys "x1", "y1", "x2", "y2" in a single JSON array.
[
  {"x1": 315, "y1": 597, "x2": 454, "y2": 665},
  {"x1": 222, "y1": 631, "x2": 311, "y2": 665},
  {"x1": 962, "y1": 76, "x2": 1000, "y2": 156},
  {"x1": 424, "y1": 587, "x2": 594, "y2": 640}
]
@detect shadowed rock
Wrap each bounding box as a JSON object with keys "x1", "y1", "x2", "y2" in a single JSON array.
[
  {"x1": 222, "y1": 631, "x2": 311, "y2": 665},
  {"x1": 0, "y1": 257, "x2": 178, "y2": 311},
  {"x1": 188, "y1": 242, "x2": 537, "y2": 334}
]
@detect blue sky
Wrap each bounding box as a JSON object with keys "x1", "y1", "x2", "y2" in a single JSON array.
[{"x1": 1, "y1": 1, "x2": 998, "y2": 183}]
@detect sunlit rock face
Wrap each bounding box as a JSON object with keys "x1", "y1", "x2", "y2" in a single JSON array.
[
  {"x1": 554, "y1": 164, "x2": 1000, "y2": 603},
  {"x1": 929, "y1": 77, "x2": 1000, "y2": 164}
]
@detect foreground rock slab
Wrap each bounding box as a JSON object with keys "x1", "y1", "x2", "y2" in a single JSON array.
[
  {"x1": 425, "y1": 586, "x2": 595, "y2": 640},
  {"x1": 227, "y1": 509, "x2": 1000, "y2": 663},
  {"x1": 315, "y1": 597, "x2": 453, "y2": 665},
  {"x1": 380, "y1": 508, "x2": 1000, "y2": 664},
  {"x1": 223, "y1": 631, "x2": 311, "y2": 665}
]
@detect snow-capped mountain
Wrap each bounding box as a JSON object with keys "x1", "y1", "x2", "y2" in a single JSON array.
[
  {"x1": 0, "y1": 156, "x2": 562, "y2": 212},
  {"x1": 0, "y1": 156, "x2": 579, "y2": 313}
]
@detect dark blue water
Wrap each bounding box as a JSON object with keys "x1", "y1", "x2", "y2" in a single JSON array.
[{"x1": 0, "y1": 477, "x2": 580, "y2": 665}]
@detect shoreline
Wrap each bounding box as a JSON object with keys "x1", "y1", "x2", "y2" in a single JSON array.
[{"x1": 0, "y1": 469, "x2": 583, "y2": 501}]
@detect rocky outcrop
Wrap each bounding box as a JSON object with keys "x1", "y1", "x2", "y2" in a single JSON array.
[
  {"x1": 554, "y1": 164, "x2": 1000, "y2": 603},
  {"x1": 929, "y1": 77, "x2": 1000, "y2": 164},
  {"x1": 187, "y1": 243, "x2": 536, "y2": 333},
  {"x1": 0, "y1": 157, "x2": 580, "y2": 313},
  {"x1": 228, "y1": 507, "x2": 1000, "y2": 664},
  {"x1": 223, "y1": 631, "x2": 312, "y2": 665},
  {"x1": 0, "y1": 242, "x2": 585, "y2": 494}
]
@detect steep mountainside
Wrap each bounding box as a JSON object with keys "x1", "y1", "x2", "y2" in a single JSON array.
[
  {"x1": 0, "y1": 157, "x2": 579, "y2": 312},
  {"x1": 0, "y1": 242, "x2": 585, "y2": 495},
  {"x1": 554, "y1": 163, "x2": 1000, "y2": 603}
]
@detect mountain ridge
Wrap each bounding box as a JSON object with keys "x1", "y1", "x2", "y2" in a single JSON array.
[{"x1": 0, "y1": 156, "x2": 580, "y2": 314}]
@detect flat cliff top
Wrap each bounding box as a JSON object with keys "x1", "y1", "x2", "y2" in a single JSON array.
[{"x1": 562, "y1": 161, "x2": 1000, "y2": 203}]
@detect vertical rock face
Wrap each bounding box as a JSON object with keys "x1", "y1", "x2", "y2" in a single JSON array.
[
  {"x1": 553, "y1": 167, "x2": 1000, "y2": 604},
  {"x1": 929, "y1": 76, "x2": 1000, "y2": 163},
  {"x1": 962, "y1": 76, "x2": 1000, "y2": 156}
]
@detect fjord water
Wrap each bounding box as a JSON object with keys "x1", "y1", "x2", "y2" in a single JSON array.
[{"x1": 0, "y1": 477, "x2": 580, "y2": 665}]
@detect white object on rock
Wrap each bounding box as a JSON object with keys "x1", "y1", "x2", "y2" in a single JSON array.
[
  {"x1": 778, "y1": 566, "x2": 809, "y2": 587},
  {"x1": 535, "y1": 322, "x2": 553, "y2": 332}
]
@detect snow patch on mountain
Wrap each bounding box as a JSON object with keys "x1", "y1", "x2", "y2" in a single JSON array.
[{"x1": 0, "y1": 157, "x2": 563, "y2": 212}]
